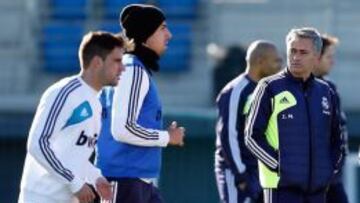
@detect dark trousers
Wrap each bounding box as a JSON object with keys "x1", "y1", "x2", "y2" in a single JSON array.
[
  {"x1": 215, "y1": 168, "x2": 262, "y2": 203},
  {"x1": 99, "y1": 177, "x2": 164, "y2": 203},
  {"x1": 326, "y1": 183, "x2": 349, "y2": 203},
  {"x1": 263, "y1": 187, "x2": 326, "y2": 203}
]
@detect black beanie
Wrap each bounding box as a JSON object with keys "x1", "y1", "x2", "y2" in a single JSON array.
[{"x1": 120, "y1": 4, "x2": 165, "y2": 44}]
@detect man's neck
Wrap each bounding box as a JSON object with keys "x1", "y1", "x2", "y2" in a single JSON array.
[
  {"x1": 312, "y1": 71, "x2": 326, "y2": 78},
  {"x1": 80, "y1": 70, "x2": 101, "y2": 92},
  {"x1": 289, "y1": 70, "x2": 311, "y2": 81},
  {"x1": 246, "y1": 67, "x2": 261, "y2": 82}
]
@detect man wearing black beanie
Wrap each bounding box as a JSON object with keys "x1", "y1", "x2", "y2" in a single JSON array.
[
  {"x1": 119, "y1": 4, "x2": 168, "y2": 71},
  {"x1": 96, "y1": 4, "x2": 186, "y2": 203}
]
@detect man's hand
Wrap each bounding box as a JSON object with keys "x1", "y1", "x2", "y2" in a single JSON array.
[
  {"x1": 74, "y1": 184, "x2": 96, "y2": 203},
  {"x1": 237, "y1": 182, "x2": 247, "y2": 192},
  {"x1": 95, "y1": 177, "x2": 113, "y2": 201},
  {"x1": 168, "y1": 121, "x2": 185, "y2": 146}
]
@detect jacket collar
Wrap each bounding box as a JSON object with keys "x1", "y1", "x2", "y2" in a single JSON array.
[
  {"x1": 284, "y1": 67, "x2": 315, "y2": 90},
  {"x1": 129, "y1": 44, "x2": 160, "y2": 74},
  {"x1": 284, "y1": 67, "x2": 314, "y2": 82}
]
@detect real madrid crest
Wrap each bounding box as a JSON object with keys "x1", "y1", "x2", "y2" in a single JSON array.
[{"x1": 322, "y1": 96, "x2": 330, "y2": 115}]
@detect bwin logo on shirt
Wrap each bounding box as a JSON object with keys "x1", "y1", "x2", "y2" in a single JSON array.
[
  {"x1": 63, "y1": 101, "x2": 93, "y2": 129},
  {"x1": 76, "y1": 130, "x2": 97, "y2": 147}
]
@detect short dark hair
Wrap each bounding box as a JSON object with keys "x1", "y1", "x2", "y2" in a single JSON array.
[
  {"x1": 320, "y1": 34, "x2": 339, "y2": 56},
  {"x1": 79, "y1": 31, "x2": 125, "y2": 69}
]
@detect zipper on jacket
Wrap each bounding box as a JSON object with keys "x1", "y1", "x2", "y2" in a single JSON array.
[{"x1": 304, "y1": 87, "x2": 313, "y2": 192}]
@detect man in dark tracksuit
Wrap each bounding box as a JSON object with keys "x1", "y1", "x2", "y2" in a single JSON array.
[
  {"x1": 313, "y1": 34, "x2": 349, "y2": 203},
  {"x1": 215, "y1": 40, "x2": 282, "y2": 203},
  {"x1": 245, "y1": 27, "x2": 345, "y2": 203}
]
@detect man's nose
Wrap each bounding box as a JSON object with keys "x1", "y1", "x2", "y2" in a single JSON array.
[
  {"x1": 167, "y1": 29, "x2": 172, "y2": 40},
  {"x1": 292, "y1": 53, "x2": 300, "y2": 60},
  {"x1": 120, "y1": 64, "x2": 125, "y2": 72}
]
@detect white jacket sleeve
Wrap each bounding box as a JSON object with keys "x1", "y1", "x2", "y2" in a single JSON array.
[
  {"x1": 84, "y1": 161, "x2": 103, "y2": 187},
  {"x1": 27, "y1": 87, "x2": 85, "y2": 193},
  {"x1": 111, "y1": 65, "x2": 169, "y2": 147}
]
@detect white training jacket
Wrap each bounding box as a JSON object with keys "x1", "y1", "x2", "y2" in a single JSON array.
[
  {"x1": 19, "y1": 75, "x2": 103, "y2": 202},
  {"x1": 111, "y1": 56, "x2": 169, "y2": 147}
]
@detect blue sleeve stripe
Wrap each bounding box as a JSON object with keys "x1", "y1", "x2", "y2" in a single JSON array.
[
  {"x1": 226, "y1": 79, "x2": 248, "y2": 173},
  {"x1": 127, "y1": 66, "x2": 158, "y2": 138},
  {"x1": 125, "y1": 65, "x2": 159, "y2": 140},
  {"x1": 245, "y1": 81, "x2": 278, "y2": 169},
  {"x1": 128, "y1": 66, "x2": 159, "y2": 138},
  {"x1": 128, "y1": 67, "x2": 159, "y2": 138},
  {"x1": 38, "y1": 78, "x2": 81, "y2": 181},
  {"x1": 247, "y1": 138, "x2": 277, "y2": 169}
]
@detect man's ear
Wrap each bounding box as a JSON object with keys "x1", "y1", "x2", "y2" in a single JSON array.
[
  {"x1": 313, "y1": 53, "x2": 321, "y2": 67},
  {"x1": 256, "y1": 57, "x2": 265, "y2": 66},
  {"x1": 90, "y1": 55, "x2": 103, "y2": 69}
]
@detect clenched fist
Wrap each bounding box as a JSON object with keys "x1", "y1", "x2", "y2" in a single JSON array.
[
  {"x1": 168, "y1": 121, "x2": 185, "y2": 146},
  {"x1": 95, "y1": 177, "x2": 113, "y2": 201}
]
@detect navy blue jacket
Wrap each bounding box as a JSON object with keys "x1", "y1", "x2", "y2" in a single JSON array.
[
  {"x1": 320, "y1": 77, "x2": 348, "y2": 184},
  {"x1": 215, "y1": 73, "x2": 260, "y2": 197},
  {"x1": 245, "y1": 68, "x2": 344, "y2": 192}
]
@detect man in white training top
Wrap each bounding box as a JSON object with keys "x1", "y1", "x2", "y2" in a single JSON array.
[{"x1": 18, "y1": 31, "x2": 127, "y2": 203}]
